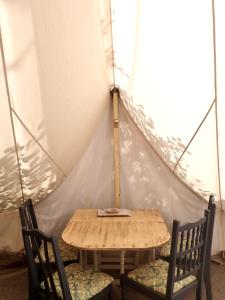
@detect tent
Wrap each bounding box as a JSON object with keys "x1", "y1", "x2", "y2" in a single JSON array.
[{"x1": 0, "y1": 0, "x2": 225, "y2": 258}]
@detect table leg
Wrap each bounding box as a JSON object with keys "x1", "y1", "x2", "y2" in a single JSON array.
[
  {"x1": 79, "y1": 250, "x2": 84, "y2": 270},
  {"x1": 98, "y1": 251, "x2": 102, "y2": 270},
  {"x1": 120, "y1": 250, "x2": 126, "y2": 274},
  {"x1": 84, "y1": 250, "x2": 87, "y2": 267},
  {"x1": 93, "y1": 251, "x2": 98, "y2": 271},
  {"x1": 134, "y1": 251, "x2": 140, "y2": 266},
  {"x1": 152, "y1": 248, "x2": 156, "y2": 260},
  {"x1": 148, "y1": 248, "x2": 156, "y2": 263}
]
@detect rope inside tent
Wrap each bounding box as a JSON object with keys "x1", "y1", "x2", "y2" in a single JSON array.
[
  {"x1": 0, "y1": 23, "x2": 66, "y2": 209},
  {"x1": 0, "y1": 25, "x2": 25, "y2": 203}
]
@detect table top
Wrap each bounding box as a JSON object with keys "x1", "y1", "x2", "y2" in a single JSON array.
[{"x1": 62, "y1": 209, "x2": 170, "y2": 251}]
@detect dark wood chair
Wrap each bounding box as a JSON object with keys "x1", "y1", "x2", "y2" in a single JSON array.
[
  {"x1": 21, "y1": 227, "x2": 114, "y2": 300},
  {"x1": 160, "y1": 195, "x2": 216, "y2": 300},
  {"x1": 19, "y1": 199, "x2": 79, "y2": 299},
  {"x1": 121, "y1": 209, "x2": 210, "y2": 300},
  {"x1": 19, "y1": 199, "x2": 79, "y2": 265},
  {"x1": 204, "y1": 195, "x2": 216, "y2": 300}
]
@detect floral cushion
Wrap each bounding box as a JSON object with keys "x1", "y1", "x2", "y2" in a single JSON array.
[
  {"x1": 160, "y1": 236, "x2": 189, "y2": 257},
  {"x1": 128, "y1": 259, "x2": 196, "y2": 297},
  {"x1": 41, "y1": 263, "x2": 114, "y2": 300},
  {"x1": 160, "y1": 241, "x2": 172, "y2": 257},
  {"x1": 35, "y1": 238, "x2": 78, "y2": 263}
]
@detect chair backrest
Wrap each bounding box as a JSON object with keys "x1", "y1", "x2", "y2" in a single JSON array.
[
  {"x1": 166, "y1": 209, "x2": 210, "y2": 298},
  {"x1": 22, "y1": 227, "x2": 72, "y2": 300},
  {"x1": 19, "y1": 199, "x2": 42, "y2": 248}
]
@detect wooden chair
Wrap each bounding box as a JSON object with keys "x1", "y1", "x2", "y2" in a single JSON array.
[
  {"x1": 19, "y1": 199, "x2": 79, "y2": 299},
  {"x1": 121, "y1": 209, "x2": 210, "y2": 300},
  {"x1": 21, "y1": 227, "x2": 114, "y2": 300},
  {"x1": 160, "y1": 195, "x2": 216, "y2": 300},
  {"x1": 19, "y1": 199, "x2": 79, "y2": 265},
  {"x1": 204, "y1": 195, "x2": 216, "y2": 300}
]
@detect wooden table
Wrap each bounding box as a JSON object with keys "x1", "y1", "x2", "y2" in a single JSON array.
[{"x1": 62, "y1": 209, "x2": 170, "y2": 274}]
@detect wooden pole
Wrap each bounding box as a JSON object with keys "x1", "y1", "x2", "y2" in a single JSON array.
[{"x1": 111, "y1": 87, "x2": 121, "y2": 208}]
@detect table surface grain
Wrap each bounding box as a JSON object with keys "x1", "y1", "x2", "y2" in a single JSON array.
[{"x1": 62, "y1": 209, "x2": 170, "y2": 251}]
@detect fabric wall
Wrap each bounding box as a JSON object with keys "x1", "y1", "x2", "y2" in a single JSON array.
[
  {"x1": 0, "y1": 0, "x2": 112, "y2": 251},
  {"x1": 36, "y1": 103, "x2": 223, "y2": 254},
  {"x1": 36, "y1": 105, "x2": 114, "y2": 237},
  {"x1": 0, "y1": 0, "x2": 225, "y2": 254},
  {"x1": 112, "y1": 0, "x2": 218, "y2": 200},
  {"x1": 110, "y1": 0, "x2": 225, "y2": 251},
  {"x1": 0, "y1": 0, "x2": 112, "y2": 211}
]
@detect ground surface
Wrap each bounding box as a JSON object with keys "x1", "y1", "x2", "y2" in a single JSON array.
[{"x1": 0, "y1": 262, "x2": 224, "y2": 299}]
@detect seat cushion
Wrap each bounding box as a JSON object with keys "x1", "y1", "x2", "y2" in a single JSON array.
[
  {"x1": 35, "y1": 238, "x2": 78, "y2": 263},
  {"x1": 160, "y1": 236, "x2": 189, "y2": 257},
  {"x1": 41, "y1": 263, "x2": 114, "y2": 300},
  {"x1": 127, "y1": 259, "x2": 196, "y2": 297},
  {"x1": 58, "y1": 239, "x2": 78, "y2": 261},
  {"x1": 160, "y1": 241, "x2": 172, "y2": 257}
]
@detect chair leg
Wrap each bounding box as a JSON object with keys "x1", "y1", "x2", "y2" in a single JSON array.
[
  {"x1": 28, "y1": 273, "x2": 37, "y2": 300},
  {"x1": 120, "y1": 275, "x2": 127, "y2": 300},
  {"x1": 196, "y1": 285, "x2": 202, "y2": 300},
  {"x1": 108, "y1": 284, "x2": 113, "y2": 300},
  {"x1": 28, "y1": 275, "x2": 33, "y2": 300},
  {"x1": 204, "y1": 263, "x2": 212, "y2": 300}
]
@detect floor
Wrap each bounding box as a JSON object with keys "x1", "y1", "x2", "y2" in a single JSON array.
[{"x1": 0, "y1": 262, "x2": 224, "y2": 299}]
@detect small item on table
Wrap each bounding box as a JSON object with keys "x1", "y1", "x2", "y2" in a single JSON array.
[
  {"x1": 97, "y1": 208, "x2": 131, "y2": 217},
  {"x1": 106, "y1": 208, "x2": 119, "y2": 214}
]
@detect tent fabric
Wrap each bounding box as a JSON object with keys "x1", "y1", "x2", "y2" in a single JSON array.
[
  {"x1": 36, "y1": 103, "x2": 223, "y2": 255},
  {"x1": 112, "y1": 0, "x2": 217, "y2": 199},
  {"x1": 0, "y1": 0, "x2": 113, "y2": 213},
  {"x1": 1, "y1": 102, "x2": 224, "y2": 254},
  {"x1": 0, "y1": 0, "x2": 225, "y2": 254}
]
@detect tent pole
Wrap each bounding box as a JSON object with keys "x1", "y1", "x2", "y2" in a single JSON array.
[{"x1": 111, "y1": 87, "x2": 121, "y2": 208}]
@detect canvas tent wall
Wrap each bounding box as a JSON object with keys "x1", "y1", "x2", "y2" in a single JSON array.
[{"x1": 0, "y1": 0, "x2": 225, "y2": 256}]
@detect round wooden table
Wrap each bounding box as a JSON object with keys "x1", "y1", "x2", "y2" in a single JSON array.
[{"x1": 62, "y1": 208, "x2": 170, "y2": 274}]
